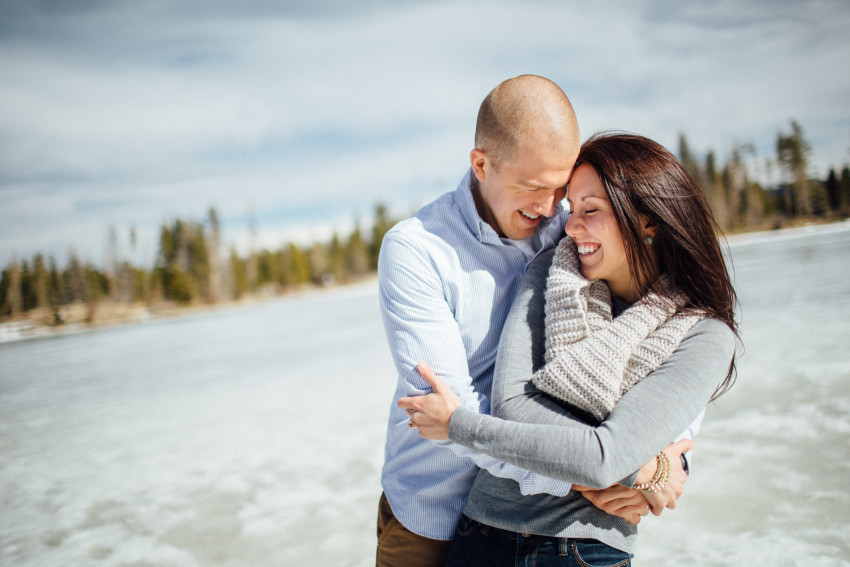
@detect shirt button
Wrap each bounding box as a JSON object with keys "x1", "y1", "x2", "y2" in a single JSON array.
[{"x1": 521, "y1": 532, "x2": 531, "y2": 538}]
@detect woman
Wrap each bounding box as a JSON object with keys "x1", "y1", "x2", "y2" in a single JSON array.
[{"x1": 399, "y1": 132, "x2": 738, "y2": 566}]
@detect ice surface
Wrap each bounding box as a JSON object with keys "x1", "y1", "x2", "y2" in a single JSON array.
[
  {"x1": 2, "y1": 225, "x2": 849, "y2": 566},
  {"x1": 1, "y1": 281, "x2": 394, "y2": 566},
  {"x1": 634, "y1": 223, "x2": 850, "y2": 566}
]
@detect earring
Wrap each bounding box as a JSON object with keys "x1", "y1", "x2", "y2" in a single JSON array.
[{"x1": 645, "y1": 235, "x2": 654, "y2": 245}]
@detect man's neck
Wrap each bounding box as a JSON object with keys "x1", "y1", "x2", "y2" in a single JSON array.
[{"x1": 469, "y1": 179, "x2": 504, "y2": 237}]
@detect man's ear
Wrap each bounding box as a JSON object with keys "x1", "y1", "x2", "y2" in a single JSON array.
[{"x1": 470, "y1": 148, "x2": 488, "y2": 182}]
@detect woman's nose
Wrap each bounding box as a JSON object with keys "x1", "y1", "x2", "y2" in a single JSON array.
[{"x1": 565, "y1": 213, "x2": 581, "y2": 237}]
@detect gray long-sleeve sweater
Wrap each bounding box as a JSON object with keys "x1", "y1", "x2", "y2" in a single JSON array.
[{"x1": 447, "y1": 248, "x2": 736, "y2": 553}]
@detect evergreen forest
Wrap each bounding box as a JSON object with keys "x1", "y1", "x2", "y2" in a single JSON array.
[{"x1": 2, "y1": 120, "x2": 850, "y2": 328}]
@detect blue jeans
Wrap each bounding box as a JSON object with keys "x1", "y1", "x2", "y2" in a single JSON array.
[{"x1": 445, "y1": 515, "x2": 632, "y2": 567}]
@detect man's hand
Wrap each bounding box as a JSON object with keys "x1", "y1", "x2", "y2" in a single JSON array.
[
  {"x1": 571, "y1": 484, "x2": 649, "y2": 525},
  {"x1": 397, "y1": 362, "x2": 462, "y2": 440}
]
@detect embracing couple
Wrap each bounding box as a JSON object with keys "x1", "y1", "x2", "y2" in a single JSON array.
[{"x1": 376, "y1": 75, "x2": 738, "y2": 567}]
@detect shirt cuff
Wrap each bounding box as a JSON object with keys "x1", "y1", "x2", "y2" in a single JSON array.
[{"x1": 519, "y1": 474, "x2": 572, "y2": 497}]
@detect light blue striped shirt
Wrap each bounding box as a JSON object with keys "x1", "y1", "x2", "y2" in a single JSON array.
[{"x1": 378, "y1": 169, "x2": 570, "y2": 541}]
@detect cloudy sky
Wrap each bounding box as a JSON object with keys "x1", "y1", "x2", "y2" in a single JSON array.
[{"x1": 1, "y1": 0, "x2": 849, "y2": 267}]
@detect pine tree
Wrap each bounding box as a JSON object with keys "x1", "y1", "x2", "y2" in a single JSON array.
[
  {"x1": 705, "y1": 151, "x2": 729, "y2": 230},
  {"x1": 19, "y1": 260, "x2": 35, "y2": 312},
  {"x1": 724, "y1": 143, "x2": 755, "y2": 230},
  {"x1": 65, "y1": 252, "x2": 89, "y2": 304},
  {"x1": 84, "y1": 265, "x2": 109, "y2": 321},
  {"x1": 308, "y1": 242, "x2": 330, "y2": 285},
  {"x1": 840, "y1": 166, "x2": 850, "y2": 212},
  {"x1": 106, "y1": 225, "x2": 119, "y2": 299},
  {"x1": 276, "y1": 246, "x2": 294, "y2": 288},
  {"x1": 678, "y1": 133, "x2": 705, "y2": 196},
  {"x1": 346, "y1": 223, "x2": 370, "y2": 276},
  {"x1": 2, "y1": 261, "x2": 23, "y2": 317},
  {"x1": 246, "y1": 208, "x2": 258, "y2": 292},
  {"x1": 328, "y1": 233, "x2": 346, "y2": 284},
  {"x1": 187, "y1": 224, "x2": 210, "y2": 301},
  {"x1": 826, "y1": 169, "x2": 840, "y2": 212},
  {"x1": 289, "y1": 243, "x2": 311, "y2": 285},
  {"x1": 229, "y1": 247, "x2": 248, "y2": 298},
  {"x1": 776, "y1": 120, "x2": 812, "y2": 217},
  {"x1": 207, "y1": 207, "x2": 222, "y2": 303},
  {"x1": 47, "y1": 256, "x2": 65, "y2": 323},
  {"x1": 369, "y1": 204, "x2": 395, "y2": 270},
  {"x1": 32, "y1": 254, "x2": 49, "y2": 311},
  {"x1": 155, "y1": 220, "x2": 197, "y2": 303}
]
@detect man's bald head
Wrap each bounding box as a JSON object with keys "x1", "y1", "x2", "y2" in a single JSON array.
[{"x1": 474, "y1": 75, "x2": 579, "y2": 169}]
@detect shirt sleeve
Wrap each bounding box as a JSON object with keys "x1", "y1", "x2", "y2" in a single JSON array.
[
  {"x1": 448, "y1": 249, "x2": 736, "y2": 488},
  {"x1": 378, "y1": 230, "x2": 572, "y2": 496}
]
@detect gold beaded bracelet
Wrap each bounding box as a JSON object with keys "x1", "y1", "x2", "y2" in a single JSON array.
[{"x1": 632, "y1": 452, "x2": 671, "y2": 494}]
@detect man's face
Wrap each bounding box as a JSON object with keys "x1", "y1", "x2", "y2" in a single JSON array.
[{"x1": 472, "y1": 144, "x2": 576, "y2": 240}]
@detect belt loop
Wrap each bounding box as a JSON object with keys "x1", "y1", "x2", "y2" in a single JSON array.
[{"x1": 559, "y1": 538, "x2": 568, "y2": 557}]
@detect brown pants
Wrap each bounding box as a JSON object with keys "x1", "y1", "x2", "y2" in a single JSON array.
[{"x1": 376, "y1": 492, "x2": 452, "y2": 567}]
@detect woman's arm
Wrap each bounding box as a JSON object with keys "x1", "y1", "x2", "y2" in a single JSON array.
[
  {"x1": 448, "y1": 319, "x2": 733, "y2": 486},
  {"x1": 402, "y1": 249, "x2": 735, "y2": 487},
  {"x1": 444, "y1": 251, "x2": 735, "y2": 487}
]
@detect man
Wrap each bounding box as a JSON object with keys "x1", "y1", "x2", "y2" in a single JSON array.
[{"x1": 376, "y1": 75, "x2": 667, "y2": 566}]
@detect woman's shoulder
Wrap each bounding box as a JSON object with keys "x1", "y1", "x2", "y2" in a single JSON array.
[
  {"x1": 521, "y1": 248, "x2": 557, "y2": 289},
  {"x1": 683, "y1": 317, "x2": 737, "y2": 359}
]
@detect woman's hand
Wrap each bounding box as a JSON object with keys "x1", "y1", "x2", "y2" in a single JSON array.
[
  {"x1": 635, "y1": 438, "x2": 694, "y2": 515},
  {"x1": 397, "y1": 362, "x2": 462, "y2": 440},
  {"x1": 574, "y1": 438, "x2": 694, "y2": 523}
]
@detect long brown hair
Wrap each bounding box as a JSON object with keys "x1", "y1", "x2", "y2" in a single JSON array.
[{"x1": 574, "y1": 132, "x2": 738, "y2": 399}]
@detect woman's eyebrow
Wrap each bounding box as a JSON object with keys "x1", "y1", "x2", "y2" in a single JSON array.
[{"x1": 571, "y1": 195, "x2": 601, "y2": 202}]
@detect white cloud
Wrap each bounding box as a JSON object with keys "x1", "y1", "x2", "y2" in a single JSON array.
[{"x1": 1, "y1": 0, "x2": 849, "y2": 266}]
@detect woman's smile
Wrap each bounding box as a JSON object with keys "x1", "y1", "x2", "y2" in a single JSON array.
[
  {"x1": 564, "y1": 164, "x2": 634, "y2": 301},
  {"x1": 575, "y1": 242, "x2": 601, "y2": 256}
]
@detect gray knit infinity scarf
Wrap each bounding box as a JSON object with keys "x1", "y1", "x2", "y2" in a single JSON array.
[{"x1": 531, "y1": 237, "x2": 704, "y2": 421}]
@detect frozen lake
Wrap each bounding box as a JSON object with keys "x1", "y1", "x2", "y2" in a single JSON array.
[{"x1": 2, "y1": 222, "x2": 849, "y2": 566}]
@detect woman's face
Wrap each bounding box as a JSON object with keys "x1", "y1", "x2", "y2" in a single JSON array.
[{"x1": 564, "y1": 163, "x2": 636, "y2": 301}]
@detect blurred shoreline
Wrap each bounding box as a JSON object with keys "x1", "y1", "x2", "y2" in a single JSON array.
[
  {"x1": 3, "y1": 218, "x2": 848, "y2": 346},
  {"x1": 0, "y1": 276, "x2": 378, "y2": 345},
  {"x1": 723, "y1": 216, "x2": 850, "y2": 245}
]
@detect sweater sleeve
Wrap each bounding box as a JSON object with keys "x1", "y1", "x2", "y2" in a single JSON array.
[{"x1": 448, "y1": 250, "x2": 736, "y2": 488}]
